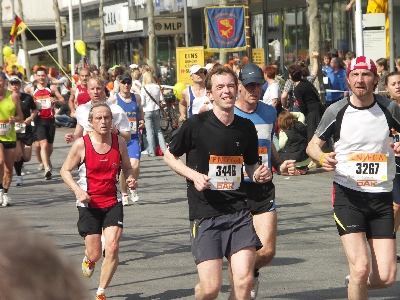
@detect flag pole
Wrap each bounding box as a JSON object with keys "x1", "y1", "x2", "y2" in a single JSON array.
[{"x1": 25, "y1": 26, "x2": 71, "y2": 82}]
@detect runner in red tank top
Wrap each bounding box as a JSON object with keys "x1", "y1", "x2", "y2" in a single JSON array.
[
  {"x1": 29, "y1": 67, "x2": 64, "y2": 180},
  {"x1": 61, "y1": 102, "x2": 137, "y2": 300},
  {"x1": 68, "y1": 69, "x2": 90, "y2": 118}
]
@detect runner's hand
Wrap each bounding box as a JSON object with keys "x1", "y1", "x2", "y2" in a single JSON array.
[
  {"x1": 254, "y1": 164, "x2": 272, "y2": 183},
  {"x1": 321, "y1": 152, "x2": 337, "y2": 171},
  {"x1": 9, "y1": 116, "x2": 15, "y2": 124},
  {"x1": 75, "y1": 188, "x2": 91, "y2": 204},
  {"x1": 126, "y1": 177, "x2": 138, "y2": 190},
  {"x1": 280, "y1": 159, "x2": 296, "y2": 175},
  {"x1": 193, "y1": 172, "x2": 210, "y2": 191},
  {"x1": 391, "y1": 142, "x2": 400, "y2": 155},
  {"x1": 65, "y1": 133, "x2": 75, "y2": 144},
  {"x1": 179, "y1": 114, "x2": 186, "y2": 122}
]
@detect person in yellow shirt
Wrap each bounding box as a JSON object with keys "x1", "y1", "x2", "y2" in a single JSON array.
[{"x1": 0, "y1": 73, "x2": 23, "y2": 206}]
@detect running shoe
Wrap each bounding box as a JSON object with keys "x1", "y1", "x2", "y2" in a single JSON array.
[
  {"x1": 15, "y1": 176, "x2": 23, "y2": 187},
  {"x1": 2, "y1": 194, "x2": 11, "y2": 207},
  {"x1": 250, "y1": 273, "x2": 259, "y2": 299},
  {"x1": 44, "y1": 168, "x2": 52, "y2": 180},
  {"x1": 21, "y1": 166, "x2": 28, "y2": 175},
  {"x1": 38, "y1": 163, "x2": 44, "y2": 171},
  {"x1": 345, "y1": 275, "x2": 350, "y2": 288},
  {"x1": 82, "y1": 256, "x2": 95, "y2": 278},
  {"x1": 0, "y1": 189, "x2": 3, "y2": 205},
  {"x1": 95, "y1": 292, "x2": 106, "y2": 300},
  {"x1": 122, "y1": 194, "x2": 130, "y2": 206},
  {"x1": 131, "y1": 190, "x2": 139, "y2": 203}
]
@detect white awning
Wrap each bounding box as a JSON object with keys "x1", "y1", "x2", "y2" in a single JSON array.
[{"x1": 28, "y1": 41, "x2": 72, "y2": 55}]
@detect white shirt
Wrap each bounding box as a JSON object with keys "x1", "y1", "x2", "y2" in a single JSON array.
[
  {"x1": 76, "y1": 101, "x2": 130, "y2": 135},
  {"x1": 140, "y1": 83, "x2": 164, "y2": 112},
  {"x1": 262, "y1": 82, "x2": 281, "y2": 106}
]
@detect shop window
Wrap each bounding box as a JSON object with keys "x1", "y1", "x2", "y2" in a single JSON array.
[
  {"x1": 332, "y1": 1, "x2": 351, "y2": 57},
  {"x1": 283, "y1": 9, "x2": 297, "y2": 66}
]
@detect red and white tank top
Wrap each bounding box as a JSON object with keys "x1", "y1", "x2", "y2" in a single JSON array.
[
  {"x1": 77, "y1": 133, "x2": 121, "y2": 208},
  {"x1": 75, "y1": 85, "x2": 91, "y2": 106},
  {"x1": 33, "y1": 85, "x2": 55, "y2": 120}
]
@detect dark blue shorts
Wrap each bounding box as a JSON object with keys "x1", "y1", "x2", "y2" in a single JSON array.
[{"x1": 127, "y1": 138, "x2": 141, "y2": 160}]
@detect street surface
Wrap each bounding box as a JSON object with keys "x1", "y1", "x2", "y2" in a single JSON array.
[{"x1": 2, "y1": 128, "x2": 400, "y2": 300}]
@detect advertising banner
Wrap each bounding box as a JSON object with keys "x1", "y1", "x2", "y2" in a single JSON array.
[{"x1": 176, "y1": 47, "x2": 204, "y2": 85}]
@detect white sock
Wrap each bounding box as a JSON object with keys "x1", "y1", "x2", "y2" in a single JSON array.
[{"x1": 97, "y1": 287, "x2": 105, "y2": 295}]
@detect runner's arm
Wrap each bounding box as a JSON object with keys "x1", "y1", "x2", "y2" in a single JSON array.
[
  {"x1": 306, "y1": 134, "x2": 337, "y2": 171},
  {"x1": 244, "y1": 163, "x2": 272, "y2": 183},
  {"x1": 164, "y1": 148, "x2": 210, "y2": 191},
  {"x1": 68, "y1": 87, "x2": 77, "y2": 117},
  {"x1": 51, "y1": 86, "x2": 65, "y2": 105},
  {"x1": 60, "y1": 138, "x2": 91, "y2": 203},
  {"x1": 107, "y1": 94, "x2": 117, "y2": 105},
  {"x1": 119, "y1": 136, "x2": 138, "y2": 189},
  {"x1": 179, "y1": 88, "x2": 188, "y2": 122},
  {"x1": 11, "y1": 92, "x2": 23, "y2": 123},
  {"x1": 65, "y1": 123, "x2": 84, "y2": 144},
  {"x1": 136, "y1": 94, "x2": 145, "y2": 128}
]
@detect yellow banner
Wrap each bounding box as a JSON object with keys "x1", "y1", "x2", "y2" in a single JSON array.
[{"x1": 176, "y1": 47, "x2": 204, "y2": 85}]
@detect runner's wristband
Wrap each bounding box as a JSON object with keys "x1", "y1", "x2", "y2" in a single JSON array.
[{"x1": 319, "y1": 153, "x2": 328, "y2": 165}]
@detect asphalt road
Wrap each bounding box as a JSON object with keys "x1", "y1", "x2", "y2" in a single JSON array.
[{"x1": 1, "y1": 127, "x2": 400, "y2": 300}]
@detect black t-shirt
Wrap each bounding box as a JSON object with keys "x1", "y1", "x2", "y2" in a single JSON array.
[
  {"x1": 294, "y1": 79, "x2": 321, "y2": 116},
  {"x1": 169, "y1": 110, "x2": 259, "y2": 220},
  {"x1": 18, "y1": 93, "x2": 36, "y2": 134}
]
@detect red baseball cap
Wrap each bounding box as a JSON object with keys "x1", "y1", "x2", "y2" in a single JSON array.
[{"x1": 346, "y1": 56, "x2": 377, "y2": 76}]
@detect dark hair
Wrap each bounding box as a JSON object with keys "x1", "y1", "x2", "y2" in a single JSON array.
[
  {"x1": 376, "y1": 58, "x2": 388, "y2": 71},
  {"x1": 36, "y1": 67, "x2": 47, "y2": 74},
  {"x1": 205, "y1": 65, "x2": 238, "y2": 91},
  {"x1": 385, "y1": 71, "x2": 400, "y2": 86},
  {"x1": 288, "y1": 64, "x2": 302, "y2": 81}
]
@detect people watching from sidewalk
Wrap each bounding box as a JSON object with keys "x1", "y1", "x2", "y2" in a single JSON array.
[
  {"x1": 108, "y1": 73, "x2": 144, "y2": 205},
  {"x1": 61, "y1": 102, "x2": 138, "y2": 300},
  {"x1": 289, "y1": 64, "x2": 325, "y2": 142},
  {"x1": 322, "y1": 53, "x2": 332, "y2": 76},
  {"x1": 55, "y1": 102, "x2": 76, "y2": 128},
  {"x1": 9, "y1": 76, "x2": 37, "y2": 187},
  {"x1": 307, "y1": 56, "x2": 399, "y2": 300},
  {"x1": 376, "y1": 57, "x2": 390, "y2": 97},
  {"x1": 164, "y1": 65, "x2": 271, "y2": 299},
  {"x1": 0, "y1": 73, "x2": 23, "y2": 206},
  {"x1": 140, "y1": 71, "x2": 167, "y2": 156},
  {"x1": 68, "y1": 69, "x2": 91, "y2": 118},
  {"x1": 325, "y1": 57, "x2": 348, "y2": 106},
  {"x1": 281, "y1": 52, "x2": 319, "y2": 112},
  {"x1": 179, "y1": 64, "x2": 211, "y2": 122},
  {"x1": 277, "y1": 111, "x2": 309, "y2": 174},
  {"x1": 235, "y1": 63, "x2": 295, "y2": 298},
  {"x1": 47, "y1": 67, "x2": 71, "y2": 103},
  {"x1": 261, "y1": 66, "x2": 281, "y2": 110},
  {"x1": 344, "y1": 51, "x2": 356, "y2": 69},
  {"x1": 30, "y1": 67, "x2": 65, "y2": 180},
  {"x1": 396, "y1": 57, "x2": 400, "y2": 72}
]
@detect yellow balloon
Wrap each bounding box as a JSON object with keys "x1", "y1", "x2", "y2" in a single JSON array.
[
  {"x1": 173, "y1": 82, "x2": 186, "y2": 100},
  {"x1": 75, "y1": 40, "x2": 86, "y2": 56},
  {"x1": 3, "y1": 46, "x2": 13, "y2": 57}
]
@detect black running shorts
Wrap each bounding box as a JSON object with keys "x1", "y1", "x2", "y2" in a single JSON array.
[
  {"x1": 34, "y1": 117, "x2": 56, "y2": 144},
  {"x1": 242, "y1": 181, "x2": 276, "y2": 215},
  {"x1": 0, "y1": 141, "x2": 16, "y2": 149},
  {"x1": 189, "y1": 209, "x2": 262, "y2": 265},
  {"x1": 77, "y1": 202, "x2": 123, "y2": 237},
  {"x1": 17, "y1": 132, "x2": 34, "y2": 146},
  {"x1": 332, "y1": 182, "x2": 395, "y2": 239}
]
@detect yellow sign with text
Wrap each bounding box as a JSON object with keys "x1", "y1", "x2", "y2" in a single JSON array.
[
  {"x1": 176, "y1": 47, "x2": 204, "y2": 85},
  {"x1": 252, "y1": 49, "x2": 264, "y2": 65}
]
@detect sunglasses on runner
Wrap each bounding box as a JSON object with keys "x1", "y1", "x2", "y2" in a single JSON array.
[{"x1": 121, "y1": 80, "x2": 132, "y2": 85}]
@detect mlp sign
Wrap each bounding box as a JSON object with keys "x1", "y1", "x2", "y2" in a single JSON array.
[
  {"x1": 155, "y1": 18, "x2": 187, "y2": 35},
  {"x1": 176, "y1": 47, "x2": 204, "y2": 85}
]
